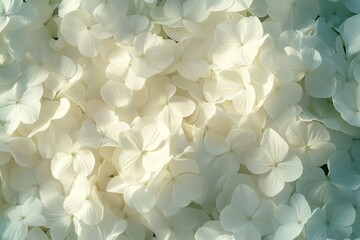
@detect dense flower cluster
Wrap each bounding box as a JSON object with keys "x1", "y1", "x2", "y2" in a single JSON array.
[{"x1": 1, "y1": 0, "x2": 360, "y2": 239}]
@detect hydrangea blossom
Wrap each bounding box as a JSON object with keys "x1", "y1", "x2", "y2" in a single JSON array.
[
  {"x1": 245, "y1": 128, "x2": 303, "y2": 196},
  {"x1": 220, "y1": 184, "x2": 274, "y2": 239},
  {"x1": 1, "y1": 0, "x2": 360, "y2": 239}
]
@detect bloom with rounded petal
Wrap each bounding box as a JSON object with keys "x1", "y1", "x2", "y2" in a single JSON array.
[
  {"x1": 0, "y1": 82, "x2": 43, "y2": 135},
  {"x1": 220, "y1": 184, "x2": 274, "y2": 240},
  {"x1": 285, "y1": 121, "x2": 336, "y2": 167},
  {"x1": 245, "y1": 128, "x2": 303, "y2": 197},
  {"x1": 1, "y1": 197, "x2": 46, "y2": 240},
  {"x1": 212, "y1": 16, "x2": 267, "y2": 68},
  {"x1": 274, "y1": 193, "x2": 312, "y2": 240},
  {"x1": 305, "y1": 201, "x2": 356, "y2": 240}
]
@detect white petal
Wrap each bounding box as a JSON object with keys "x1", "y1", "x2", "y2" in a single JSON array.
[
  {"x1": 245, "y1": 148, "x2": 273, "y2": 174},
  {"x1": 231, "y1": 184, "x2": 259, "y2": 217},
  {"x1": 342, "y1": 14, "x2": 360, "y2": 55},
  {"x1": 73, "y1": 150, "x2": 95, "y2": 177},
  {"x1": 58, "y1": 0, "x2": 81, "y2": 17},
  {"x1": 51, "y1": 152, "x2": 73, "y2": 179},
  {"x1": 233, "y1": 222, "x2": 261, "y2": 240},
  {"x1": 275, "y1": 205, "x2": 297, "y2": 224},
  {"x1": 276, "y1": 155, "x2": 303, "y2": 182},
  {"x1": 290, "y1": 193, "x2": 311, "y2": 221},
  {"x1": 232, "y1": 85, "x2": 255, "y2": 115},
  {"x1": 258, "y1": 169, "x2": 285, "y2": 197},
  {"x1": 274, "y1": 223, "x2": 302, "y2": 240},
  {"x1": 100, "y1": 81, "x2": 131, "y2": 108},
  {"x1": 261, "y1": 129, "x2": 289, "y2": 163},
  {"x1": 170, "y1": 96, "x2": 196, "y2": 117},
  {"x1": 327, "y1": 202, "x2": 356, "y2": 227},
  {"x1": 173, "y1": 173, "x2": 202, "y2": 207},
  {"x1": 78, "y1": 31, "x2": 102, "y2": 57},
  {"x1": 220, "y1": 205, "x2": 247, "y2": 232}
]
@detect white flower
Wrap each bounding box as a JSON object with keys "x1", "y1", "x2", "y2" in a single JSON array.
[
  {"x1": 274, "y1": 193, "x2": 312, "y2": 240},
  {"x1": 0, "y1": 126, "x2": 37, "y2": 166},
  {"x1": 0, "y1": 82, "x2": 43, "y2": 135},
  {"x1": 220, "y1": 184, "x2": 274, "y2": 240},
  {"x1": 51, "y1": 134, "x2": 96, "y2": 180},
  {"x1": 63, "y1": 176, "x2": 104, "y2": 226},
  {"x1": 1, "y1": 197, "x2": 46, "y2": 240},
  {"x1": 60, "y1": 9, "x2": 112, "y2": 57},
  {"x1": 212, "y1": 16, "x2": 267, "y2": 68},
  {"x1": 150, "y1": 0, "x2": 209, "y2": 40},
  {"x1": 112, "y1": 119, "x2": 170, "y2": 181},
  {"x1": 328, "y1": 150, "x2": 360, "y2": 190},
  {"x1": 296, "y1": 166, "x2": 346, "y2": 208},
  {"x1": 265, "y1": 0, "x2": 319, "y2": 31},
  {"x1": 305, "y1": 201, "x2": 356, "y2": 240},
  {"x1": 0, "y1": 0, "x2": 37, "y2": 31},
  {"x1": 10, "y1": 162, "x2": 62, "y2": 203},
  {"x1": 42, "y1": 192, "x2": 81, "y2": 240},
  {"x1": 139, "y1": 83, "x2": 196, "y2": 134},
  {"x1": 156, "y1": 151, "x2": 203, "y2": 216},
  {"x1": 245, "y1": 128, "x2": 303, "y2": 197},
  {"x1": 263, "y1": 77, "x2": 302, "y2": 119},
  {"x1": 114, "y1": 15, "x2": 150, "y2": 45},
  {"x1": 175, "y1": 39, "x2": 210, "y2": 81},
  {"x1": 285, "y1": 121, "x2": 336, "y2": 167},
  {"x1": 132, "y1": 32, "x2": 175, "y2": 79},
  {"x1": 215, "y1": 69, "x2": 256, "y2": 116},
  {"x1": 78, "y1": 207, "x2": 127, "y2": 240}
]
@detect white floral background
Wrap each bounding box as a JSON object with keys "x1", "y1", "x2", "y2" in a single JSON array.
[{"x1": 0, "y1": 0, "x2": 360, "y2": 239}]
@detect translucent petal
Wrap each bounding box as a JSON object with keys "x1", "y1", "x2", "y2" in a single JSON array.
[
  {"x1": 214, "y1": 20, "x2": 241, "y2": 45},
  {"x1": 10, "y1": 167, "x2": 36, "y2": 192},
  {"x1": 7, "y1": 137, "x2": 36, "y2": 154},
  {"x1": 231, "y1": 184, "x2": 259, "y2": 217},
  {"x1": 232, "y1": 85, "x2": 255, "y2": 115},
  {"x1": 274, "y1": 223, "x2": 302, "y2": 240},
  {"x1": 238, "y1": 16, "x2": 263, "y2": 43},
  {"x1": 51, "y1": 152, "x2": 73, "y2": 180},
  {"x1": 178, "y1": 59, "x2": 210, "y2": 81},
  {"x1": 261, "y1": 128, "x2": 289, "y2": 163},
  {"x1": 275, "y1": 205, "x2": 297, "y2": 224},
  {"x1": 245, "y1": 148, "x2": 273, "y2": 174},
  {"x1": 163, "y1": 0, "x2": 183, "y2": 18},
  {"x1": 78, "y1": 31, "x2": 102, "y2": 57},
  {"x1": 2, "y1": 222, "x2": 27, "y2": 240},
  {"x1": 233, "y1": 222, "x2": 261, "y2": 240},
  {"x1": 24, "y1": 213, "x2": 46, "y2": 227},
  {"x1": 73, "y1": 150, "x2": 95, "y2": 177},
  {"x1": 220, "y1": 205, "x2": 247, "y2": 232},
  {"x1": 252, "y1": 200, "x2": 274, "y2": 235},
  {"x1": 22, "y1": 197, "x2": 43, "y2": 215},
  {"x1": 169, "y1": 96, "x2": 196, "y2": 117},
  {"x1": 100, "y1": 81, "x2": 131, "y2": 108},
  {"x1": 342, "y1": 14, "x2": 360, "y2": 55},
  {"x1": 58, "y1": 0, "x2": 81, "y2": 17},
  {"x1": 289, "y1": 193, "x2": 311, "y2": 221},
  {"x1": 327, "y1": 202, "x2": 356, "y2": 227},
  {"x1": 18, "y1": 101, "x2": 41, "y2": 124},
  {"x1": 128, "y1": 187, "x2": 156, "y2": 213},
  {"x1": 276, "y1": 155, "x2": 303, "y2": 182},
  {"x1": 258, "y1": 169, "x2": 285, "y2": 197},
  {"x1": 173, "y1": 173, "x2": 202, "y2": 207},
  {"x1": 305, "y1": 62, "x2": 336, "y2": 98}
]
